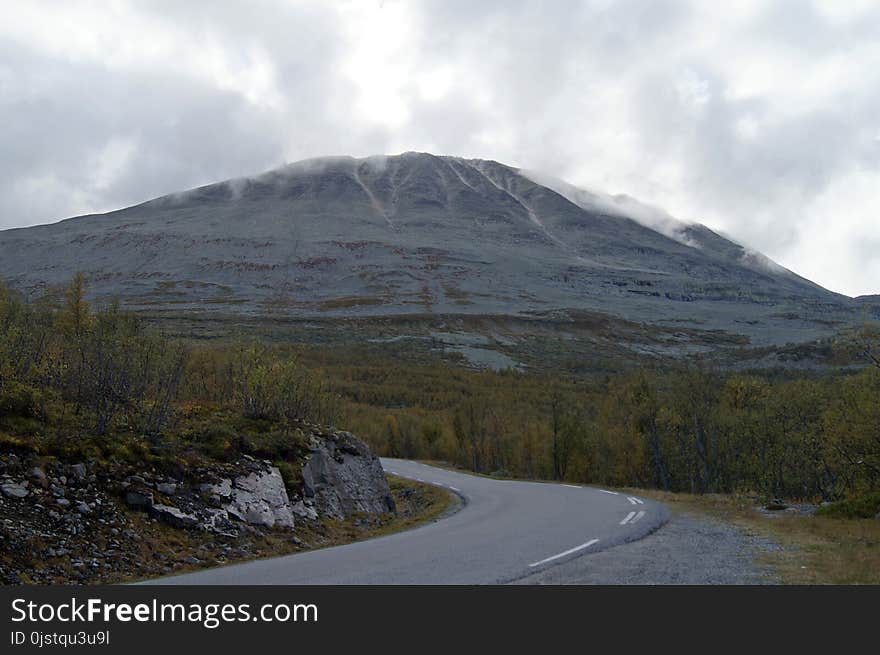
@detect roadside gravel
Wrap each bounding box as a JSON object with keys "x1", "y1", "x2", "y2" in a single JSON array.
[{"x1": 517, "y1": 511, "x2": 781, "y2": 585}]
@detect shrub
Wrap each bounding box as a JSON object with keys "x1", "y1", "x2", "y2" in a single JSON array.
[
  {"x1": 275, "y1": 460, "x2": 304, "y2": 495},
  {"x1": 192, "y1": 423, "x2": 238, "y2": 461},
  {"x1": 816, "y1": 493, "x2": 880, "y2": 519},
  {"x1": 0, "y1": 381, "x2": 42, "y2": 419},
  {"x1": 240, "y1": 429, "x2": 308, "y2": 461}
]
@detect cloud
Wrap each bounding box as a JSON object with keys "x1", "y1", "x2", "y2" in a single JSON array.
[
  {"x1": 522, "y1": 169, "x2": 700, "y2": 248},
  {"x1": 0, "y1": 0, "x2": 878, "y2": 296}
]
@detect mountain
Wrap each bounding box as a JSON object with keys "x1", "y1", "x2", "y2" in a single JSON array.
[
  {"x1": 0, "y1": 152, "x2": 858, "y2": 346},
  {"x1": 855, "y1": 295, "x2": 880, "y2": 322}
]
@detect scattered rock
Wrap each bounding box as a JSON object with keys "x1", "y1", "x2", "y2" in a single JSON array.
[
  {"x1": 758, "y1": 502, "x2": 817, "y2": 517},
  {"x1": 202, "y1": 479, "x2": 232, "y2": 498},
  {"x1": 29, "y1": 467, "x2": 47, "y2": 485},
  {"x1": 125, "y1": 491, "x2": 154, "y2": 509},
  {"x1": 75, "y1": 501, "x2": 91, "y2": 515},
  {"x1": 56, "y1": 498, "x2": 70, "y2": 508},
  {"x1": 150, "y1": 504, "x2": 198, "y2": 529},
  {"x1": 291, "y1": 500, "x2": 318, "y2": 521},
  {"x1": 69, "y1": 463, "x2": 87, "y2": 480},
  {"x1": 202, "y1": 508, "x2": 234, "y2": 534},
  {"x1": 1, "y1": 482, "x2": 29, "y2": 499},
  {"x1": 156, "y1": 482, "x2": 178, "y2": 495}
]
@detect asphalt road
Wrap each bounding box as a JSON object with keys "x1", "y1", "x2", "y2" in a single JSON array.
[{"x1": 147, "y1": 459, "x2": 669, "y2": 584}]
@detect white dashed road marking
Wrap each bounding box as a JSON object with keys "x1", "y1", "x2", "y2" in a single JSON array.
[
  {"x1": 598, "y1": 489, "x2": 619, "y2": 495},
  {"x1": 630, "y1": 510, "x2": 646, "y2": 524},
  {"x1": 627, "y1": 497, "x2": 639, "y2": 505},
  {"x1": 562, "y1": 484, "x2": 581, "y2": 489},
  {"x1": 528, "y1": 539, "x2": 600, "y2": 568},
  {"x1": 620, "y1": 511, "x2": 637, "y2": 525}
]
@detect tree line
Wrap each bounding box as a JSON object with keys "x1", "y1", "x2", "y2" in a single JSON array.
[
  {"x1": 307, "y1": 334, "x2": 880, "y2": 502},
  {"x1": 1, "y1": 275, "x2": 877, "y2": 501},
  {"x1": 366, "y1": 363, "x2": 879, "y2": 500}
]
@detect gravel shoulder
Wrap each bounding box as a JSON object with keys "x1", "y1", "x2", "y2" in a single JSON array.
[{"x1": 517, "y1": 510, "x2": 781, "y2": 585}]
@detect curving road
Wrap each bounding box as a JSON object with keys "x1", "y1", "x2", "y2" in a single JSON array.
[{"x1": 148, "y1": 459, "x2": 669, "y2": 584}]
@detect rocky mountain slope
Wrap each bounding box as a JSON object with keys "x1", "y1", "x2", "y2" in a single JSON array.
[
  {"x1": 0, "y1": 152, "x2": 860, "y2": 345},
  {"x1": 0, "y1": 426, "x2": 395, "y2": 584}
]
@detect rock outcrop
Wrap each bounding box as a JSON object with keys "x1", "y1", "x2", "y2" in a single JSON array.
[
  {"x1": 116, "y1": 428, "x2": 395, "y2": 531},
  {"x1": 203, "y1": 458, "x2": 295, "y2": 529},
  {"x1": 302, "y1": 430, "x2": 396, "y2": 519},
  {"x1": 118, "y1": 457, "x2": 295, "y2": 533},
  {"x1": 0, "y1": 427, "x2": 394, "y2": 583}
]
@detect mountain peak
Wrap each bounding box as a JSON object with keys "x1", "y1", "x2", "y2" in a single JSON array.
[{"x1": 0, "y1": 152, "x2": 852, "y2": 344}]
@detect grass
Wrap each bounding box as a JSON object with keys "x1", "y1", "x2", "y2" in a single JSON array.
[
  {"x1": 815, "y1": 492, "x2": 880, "y2": 519},
  {"x1": 418, "y1": 459, "x2": 564, "y2": 484},
  {"x1": 300, "y1": 475, "x2": 457, "y2": 544},
  {"x1": 632, "y1": 489, "x2": 880, "y2": 585}
]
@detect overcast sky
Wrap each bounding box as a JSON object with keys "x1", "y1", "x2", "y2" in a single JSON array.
[{"x1": 2, "y1": 1, "x2": 878, "y2": 296}]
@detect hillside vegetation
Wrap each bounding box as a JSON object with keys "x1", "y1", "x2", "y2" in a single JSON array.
[
  {"x1": 1, "y1": 276, "x2": 878, "y2": 504},
  {"x1": 0, "y1": 275, "x2": 333, "y2": 475},
  {"x1": 313, "y1": 344, "x2": 880, "y2": 502}
]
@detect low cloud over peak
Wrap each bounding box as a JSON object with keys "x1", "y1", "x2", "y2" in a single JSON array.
[{"x1": 1, "y1": 0, "x2": 878, "y2": 296}]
